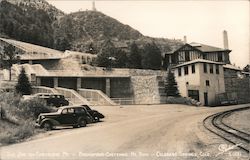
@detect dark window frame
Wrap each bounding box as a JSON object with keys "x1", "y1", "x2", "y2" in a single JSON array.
[
  {"x1": 192, "y1": 64, "x2": 195, "y2": 73},
  {"x1": 206, "y1": 80, "x2": 210, "y2": 86},
  {"x1": 178, "y1": 67, "x2": 182, "y2": 76},
  {"x1": 210, "y1": 64, "x2": 214, "y2": 74},
  {"x1": 184, "y1": 66, "x2": 189, "y2": 75},
  {"x1": 216, "y1": 65, "x2": 220, "y2": 74},
  {"x1": 203, "y1": 63, "x2": 207, "y2": 73}
]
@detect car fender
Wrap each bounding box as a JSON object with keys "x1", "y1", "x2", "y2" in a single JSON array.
[
  {"x1": 78, "y1": 116, "x2": 91, "y2": 124},
  {"x1": 41, "y1": 118, "x2": 60, "y2": 126}
]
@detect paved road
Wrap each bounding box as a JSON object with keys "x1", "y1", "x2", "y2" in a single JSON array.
[{"x1": 0, "y1": 104, "x2": 249, "y2": 160}]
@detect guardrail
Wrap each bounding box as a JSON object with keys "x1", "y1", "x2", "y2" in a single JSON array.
[
  {"x1": 111, "y1": 98, "x2": 135, "y2": 105},
  {"x1": 55, "y1": 87, "x2": 89, "y2": 105},
  {"x1": 78, "y1": 88, "x2": 116, "y2": 106}
]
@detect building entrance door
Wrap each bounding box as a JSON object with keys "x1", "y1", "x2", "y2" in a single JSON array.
[{"x1": 204, "y1": 92, "x2": 208, "y2": 106}]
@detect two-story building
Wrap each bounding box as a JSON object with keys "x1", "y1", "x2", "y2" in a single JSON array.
[{"x1": 173, "y1": 59, "x2": 225, "y2": 106}]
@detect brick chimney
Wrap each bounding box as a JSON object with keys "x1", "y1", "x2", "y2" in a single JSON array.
[{"x1": 223, "y1": 30, "x2": 229, "y2": 49}]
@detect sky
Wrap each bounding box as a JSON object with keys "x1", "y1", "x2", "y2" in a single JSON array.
[{"x1": 47, "y1": 0, "x2": 250, "y2": 68}]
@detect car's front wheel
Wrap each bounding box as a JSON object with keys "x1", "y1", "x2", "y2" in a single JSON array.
[
  {"x1": 78, "y1": 118, "x2": 87, "y2": 127},
  {"x1": 43, "y1": 121, "x2": 52, "y2": 131}
]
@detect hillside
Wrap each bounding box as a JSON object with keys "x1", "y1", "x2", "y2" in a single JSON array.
[
  {"x1": 0, "y1": 0, "x2": 183, "y2": 54},
  {"x1": 0, "y1": 0, "x2": 63, "y2": 48}
]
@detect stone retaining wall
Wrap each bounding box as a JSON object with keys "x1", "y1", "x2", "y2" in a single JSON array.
[
  {"x1": 131, "y1": 76, "x2": 161, "y2": 104},
  {"x1": 224, "y1": 69, "x2": 250, "y2": 104}
]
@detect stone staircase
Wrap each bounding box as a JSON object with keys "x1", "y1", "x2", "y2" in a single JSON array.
[
  {"x1": 157, "y1": 76, "x2": 167, "y2": 103},
  {"x1": 78, "y1": 88, "x2": 116, "y2": 106}
]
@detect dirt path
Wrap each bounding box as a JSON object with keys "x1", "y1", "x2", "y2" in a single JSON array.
[{"x1": 0, "y1": 104, "x2": 249, "y2": 160}]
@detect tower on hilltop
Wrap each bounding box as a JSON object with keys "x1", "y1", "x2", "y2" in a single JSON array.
[{"x1": 92, "y1": 1, "x2": 97, "y2": 11}]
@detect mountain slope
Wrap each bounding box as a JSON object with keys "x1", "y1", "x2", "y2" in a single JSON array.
[
  {"x1": 53, "y1": 11, "x2": 144, "y2": 51},
  {"x1": 0, "y1": 0, "x2": 183, "y2": 54},
  {"x1": 0, "y1": 0, "x2": 63, "y2": 48}
]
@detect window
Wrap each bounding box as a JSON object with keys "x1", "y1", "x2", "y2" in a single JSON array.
[
  {"x1": 192, "y1": 64, "x2": 195, "y2": 73},
  {"x1": 75, "y1": 108, "x2": 86, "y2": 113},
  {"x1": 216, "y1": 65, "x2": 220, "y2": 74},
  {"x1": 203, "y1": 63, "x2": 207, "y2": 73},
  {"x1": 178, "y1": 67, "x2": 182, "y2": 76},
  {"x1": 218, "y1": 53, "x2": 223, "y2": 62},
  {"x1": 68, "y1": 108, "x2": 74, "y2": 114},
  {"x1": 210, "y1": 64, "x2": 213, "y2": 74},
  {"x1": 188, "y1": 90, "x2": 199, "y2": 101},
  {"x1": 206, "y1": 80, "x2": 210, "y2": 86},
  {"x1": 203, "y1": 53, "x2": 207, "y2": 60},
  {"x1": 184, "y1": 66, "x2": 189, "y2": 75},
  {"x1": 185, "y1": 51, "x2": 190, "y2": 61}
]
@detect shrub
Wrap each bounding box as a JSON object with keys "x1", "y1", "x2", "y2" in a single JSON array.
[
  {"x1": 0, "y1": 120, "x2": 35, "y2": 144},
  {"x1": 18, "y1": 98, "x2": 51, "y2": 119},
  {"x1": 0, "y1": 91, "x2": 52, "y2": 145}
]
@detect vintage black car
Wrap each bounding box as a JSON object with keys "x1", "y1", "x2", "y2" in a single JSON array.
[
  {"x1": 82, "y1": 105, "x2": 105, "y2": 122},
  {"x1": 23, "y1": 93, "x2": 69, "y2": 107},
  {"x1": 36, "y1": 105, "x2": 92, "y2": 130}
]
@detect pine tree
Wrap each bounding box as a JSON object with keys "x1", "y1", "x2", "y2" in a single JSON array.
[
  {"x1": 0, "y1": 44, "x2": 20, "y2": 81},
  {"x1": 15, "y1": 67, "x2": 32, "y2": 95},
  {"x1": 128, "y1": 42, "x2": 142, "y2": 69},
  {"x1": 165, "y1": 68, "x2": 180, "y2": 97},
  {"x1": 141, "y1": 42, "x2": 162, "y2": 70}
]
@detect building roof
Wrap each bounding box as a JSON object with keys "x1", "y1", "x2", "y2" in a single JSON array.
[
  {"x1": 0, "y1": 38, "x2": 64, "y2": 60},
  {"x1": 64, "y1": 50, "x2": 97, "y2": 58},
  {"x1": 166, "y1": 42, "x2": 231, "y2": 54},
  {"x1": 189, "y1": 42, "x2": 230, "y2": 52},
  {"x1": 173, "y1": 59, "x2": 225, "y2": 68},
  {"x1": 223, "y1": 64, "x2": 242, "y2": 71}
]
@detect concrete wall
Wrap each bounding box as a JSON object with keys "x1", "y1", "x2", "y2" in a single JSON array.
[
  {"x1": 110, "y1": 77, "x2": 133, "y2": 98},
  {"x1": 224, "y1": 69, "x2": 250, "y2": 104}
]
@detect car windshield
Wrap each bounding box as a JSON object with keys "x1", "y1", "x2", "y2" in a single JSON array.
[{"x1": 83, "y1": 105, "x2": 91, "y2": 110}]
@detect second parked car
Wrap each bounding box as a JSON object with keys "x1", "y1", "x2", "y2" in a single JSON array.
[
  {"x1": 82, "y1": 105, "x2": 105, "y2": 122},
  {"x1": 23, "y1": 93, "x2": 69, "y2": 107}
]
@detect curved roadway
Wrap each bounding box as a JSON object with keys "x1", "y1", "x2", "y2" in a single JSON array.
[{"x1": 1, "y1": 104, "x2": 249, "y2": 160}]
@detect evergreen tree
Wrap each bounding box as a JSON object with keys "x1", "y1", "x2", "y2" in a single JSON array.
[
  {"x1": 165, "y1": 68, "x2": 180, "y2": 97},
  {"x1": 96, "y1": 40, "x2": 116, "y2": 68},
  {"x1": 128, "y1": 42, "x2": 142, "y2": 69},
  {"x1": 0, "y1": 44, "x2": 20, "y2": 81},
  {"x1": 15, "y1": 67, "x2": 32, "y2": 95},
  {"x1": 141, "y1": 42, "x2": 162, "y2": 70}
]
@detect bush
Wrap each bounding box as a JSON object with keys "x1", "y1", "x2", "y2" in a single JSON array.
[
  {"x1": 0, "y1": 91, "x2": 51, "y2": 145},
  {"x1": 166, "y1": 96, "x2": 202, "y2": 106},
  {"x1": 18, "y1": 98, "x2": 51, "y2": 119},
  {"x1": 0, "y1": 120, "x2": 36, "y2": 144}
]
